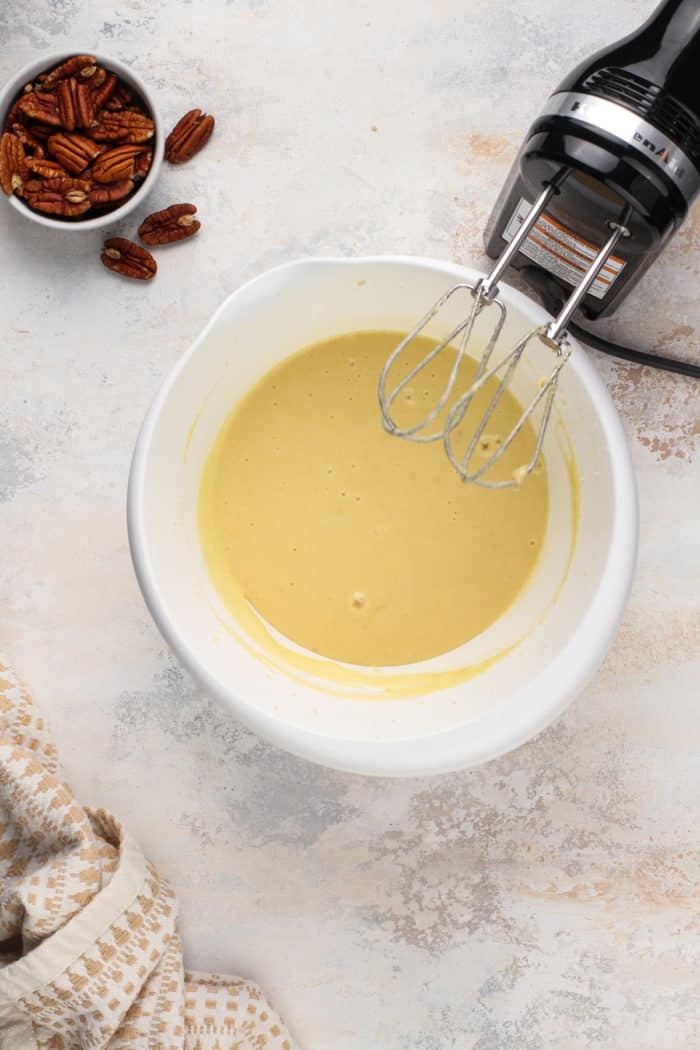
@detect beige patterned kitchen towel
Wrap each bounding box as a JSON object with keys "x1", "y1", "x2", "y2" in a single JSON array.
[{"x1": 0, "y1": 656, "x2": 296, "y2": 1050}]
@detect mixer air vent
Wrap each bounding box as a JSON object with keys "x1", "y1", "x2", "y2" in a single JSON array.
[{"x1": 583, "y1": 67, "x2": 700, "y2": 169}]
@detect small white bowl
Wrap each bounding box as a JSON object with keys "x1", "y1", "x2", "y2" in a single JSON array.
[
  {"x1": 128, "y1": 256, "x2": 638, "y2": 777},
  {"x1": 0, "y1": 51, "x2": 164, "y2": 231}
]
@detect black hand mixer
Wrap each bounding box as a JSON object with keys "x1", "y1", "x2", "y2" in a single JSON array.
[{"x1": 379, "y1": 0, "x2": 700, "y2": 487}]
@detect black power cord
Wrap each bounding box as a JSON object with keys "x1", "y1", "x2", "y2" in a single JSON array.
[{"x1": 520, "y1": 266, "x2": 700, "y2": 379}]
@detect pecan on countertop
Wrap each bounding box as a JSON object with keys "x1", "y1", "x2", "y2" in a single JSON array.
[
  {"x1": 138, "y1": 202, "x2": 200, "y2": 245},
  {"x1": 101, "y1": 237, "x2": 157, "y2": 280}
]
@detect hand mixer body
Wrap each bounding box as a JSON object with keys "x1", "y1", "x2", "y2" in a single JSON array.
[{"x1": 484, "y1": 0, "x2": 700, "y2": 318}]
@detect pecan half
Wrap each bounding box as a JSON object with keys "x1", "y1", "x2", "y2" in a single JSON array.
[
  {"x1": 11, "y1": 123, "x2": 46, "y2": 157},
  {"x1": 74, "y1": 82, "x2": 94, "y2": 128},
  {"x1": 90, "y1": 67, "x2": 107, "y2": 90},
  {"x1": 26, "y1": 156, "x2": 67, "y2": 179},
  {"x1": 138, "y1": 203, "x2": 200, "y2": 245},
  {"x1": 48, "y1": 132, "x2": 103, "y2": 175},
  {"x1": 90, "y1": 179, "x2": 133, "y2": 206},
  {"x1": 133, "y1": 147, "x2": 152, "y2": 180},
  {"x1": 165, "y1": 108, "x2": 215, "y2": 164},
  {"x1": 91, "y1": 72, "x2": 118, "y2": 112},
  {"x1": 91, "y1": 144, "x2": 145, "y2": 183},
  {"x1": 100, "y1": 237, "x2": 157, "y2": 280},
  {"x1": 91, "y1": 110, "x2": 154, "y2": 144},
  {"x1": 18, "y1": 92, "x2": 61, "y2": 127},
  {"x1": 56, "y1": 78, "x2": 78, "y2": 131},
  {"x1": 0, "y1": 132, "x2": 29, "y2": 195},
  {"x1": 24, "y1": 176, "x2": 91, "y2": 217},
  {"x1": 4, "y1": 97, "x2": 25, "y2": 128},
  {"x1": 42, "y1": 54, "x2": 96, "y2": 87}
]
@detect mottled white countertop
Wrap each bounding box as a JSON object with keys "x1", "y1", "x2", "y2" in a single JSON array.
[{"x1": 2, "y1": 2, "x2": 700, "y2": 1047}]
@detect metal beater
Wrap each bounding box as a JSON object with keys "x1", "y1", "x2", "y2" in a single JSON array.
[{"x1": 379, "y1": 0, "x2": 700, "y2": 487}]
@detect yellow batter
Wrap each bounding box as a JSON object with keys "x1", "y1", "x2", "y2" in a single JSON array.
[{"x1": 198, "y1": 331, "x2": 548, "y2": 667}]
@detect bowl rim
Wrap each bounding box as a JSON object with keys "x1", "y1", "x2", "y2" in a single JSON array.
[
  {"x1": 0, "y1": 50, "x2": 164, "y2": 231},
  {"x1": 128, "y1": 255, "x2": 639, "y2": 776}
]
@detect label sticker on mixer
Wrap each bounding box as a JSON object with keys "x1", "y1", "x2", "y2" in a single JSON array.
[{"x1": 503, "y1": 197, "x2": 626, "y2": 299}]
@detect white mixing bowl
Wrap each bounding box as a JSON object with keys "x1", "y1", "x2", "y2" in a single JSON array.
[{"x1": 128, "y1": 256, "x2": 637, "y2": 776}]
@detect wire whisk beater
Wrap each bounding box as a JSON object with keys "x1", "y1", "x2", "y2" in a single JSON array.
[{"x1": 378, "y1": 185, "x2": 631, "y2": 488}]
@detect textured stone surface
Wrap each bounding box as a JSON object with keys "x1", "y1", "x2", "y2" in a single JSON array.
[{"x1": 2, "y1": 2, "x2": 699, "y2": 1047}]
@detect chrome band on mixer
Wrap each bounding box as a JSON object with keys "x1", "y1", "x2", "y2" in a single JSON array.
[{"x1": 540, "y1": 92, "x2": 700, "y2": 200}]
